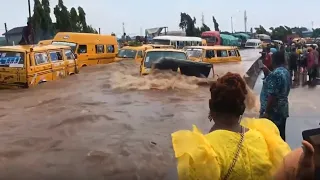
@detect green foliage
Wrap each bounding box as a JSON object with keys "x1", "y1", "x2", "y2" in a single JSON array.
[
  {"x1": 179, "y1": 12, "x2": 198, "y2": 36},
  {"x1": 70, "y1": 7, "x2": 79, "y2": 32},
  {"x1": 32, "y1": 0, "x2": 43, "y2": 30},
  {"x1": 54, "y1": 0, "x2": 71, "y2": 31},
  {"x1": 32, "y1": 0, "x2": 97, "y2": 35},
  {"x1": 41, "y1": 0, "x2": 52, "y2": 31},
  {"x1": 212, "y1": 16, "x2": 219, "y2": 31},
  {"x1": 200, "y1": 23, "x2": 210, "y2": 33},
  {"x1": 128, "y1": 41, "x2": 142, "y2": 46},
  {"x1": 254, "y1": 25, "x2": 316, "y2": 42},
  {"x1": 312, "y1": 28, "x2": 320, "y2": 38},
  {"x1": 179, "y1": 13, "x2": 222, "y2": 37}
]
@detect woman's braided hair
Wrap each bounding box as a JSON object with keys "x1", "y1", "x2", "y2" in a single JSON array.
[{"x1": 209, "y1": 72, "x2": 248, "y2": 116}]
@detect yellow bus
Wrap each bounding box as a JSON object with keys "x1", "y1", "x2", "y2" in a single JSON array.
[
  {"x1": 0, "y1": 45, "x2": 78, "y2": 88},
  {"x1": 184, "y1": 46, "x2": 241, "y2": 63},
  {"x1": 38, "y1": 39, "x2": 52, "y2": 45},
  {"x1": 52, "y1": 32, "x2": 118, "y2": 68}
]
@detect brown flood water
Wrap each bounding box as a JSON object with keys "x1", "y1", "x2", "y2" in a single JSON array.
[{"x1": 0, "y1": 49, "x2": 261, "y2": 180}]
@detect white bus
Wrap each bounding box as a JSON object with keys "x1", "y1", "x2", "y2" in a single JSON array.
[{"x1": 152, "y1": 36, "x2": 202, "y2": 49}]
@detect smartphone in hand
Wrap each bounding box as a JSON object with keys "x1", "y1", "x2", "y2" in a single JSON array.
[{"x1": 302, "y1": 128, "x2": 320, "y2": 179}]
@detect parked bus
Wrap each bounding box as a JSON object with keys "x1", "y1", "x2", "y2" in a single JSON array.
[
  {"x1": 152, "y1": 36, "x2": 202, "y2": 49},
  {"x1": 0, "y1": 45, "x2": 78, "y2": 88},
  {"x1": 52, "y1": 32, "x2": 118, "y2": 68},
  {"x1": 38, "y1": 39, "x2": 52, "y2": 45}
]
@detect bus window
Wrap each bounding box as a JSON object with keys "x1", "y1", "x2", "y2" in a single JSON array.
[
  {"x1": 95, "y1": 45, "x2": 105, "y2": 54},
  {"x1": 205, "y1": 50, "x2": 215, "y2": 58},
  {"x1": 217, "y1": 50, "x2": 228, "y2": 57},
  {"x1": 107, "y1": 45, "x2": 115, "y2": 53},
  {"x1": 78, "y1": 45, "x2": 87, "y2": 54},
  {"x1": 228, "y1": 50, "x2": 236, "y2": 57}
]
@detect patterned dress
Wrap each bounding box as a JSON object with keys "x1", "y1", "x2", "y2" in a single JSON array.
[{"x1": 260, "y1": 67, "x2": 291, "y2": 126}]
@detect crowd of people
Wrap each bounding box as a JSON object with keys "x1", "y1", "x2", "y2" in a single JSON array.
[
  {"x1": 263, "y1": 43, "x2": 320, "y2": 87},
  {"x1": 166, "y1": 45, "x2": 319, "y2": 179}
]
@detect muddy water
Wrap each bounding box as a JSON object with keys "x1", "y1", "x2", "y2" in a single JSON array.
[{"x1": 0, "y1": 49, "x2": 261, "y2": 180}]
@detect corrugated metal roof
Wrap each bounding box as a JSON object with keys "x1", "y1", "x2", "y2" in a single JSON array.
[{"x1": 2, "y1": 26, "x2": 25, "y2": 36}]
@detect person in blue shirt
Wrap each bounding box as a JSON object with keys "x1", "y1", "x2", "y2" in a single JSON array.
[{"x1": 260, "y1": 51, "x2": 291, "y2": 141}]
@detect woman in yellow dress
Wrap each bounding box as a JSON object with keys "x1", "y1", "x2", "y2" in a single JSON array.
[{"x1": 171, "y1": 72, "x2": 291, "y2": 180}]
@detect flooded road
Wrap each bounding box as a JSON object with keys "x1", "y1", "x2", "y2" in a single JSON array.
[{"x1": 0, "y1": 49, "x2": 261, "y2": 180}]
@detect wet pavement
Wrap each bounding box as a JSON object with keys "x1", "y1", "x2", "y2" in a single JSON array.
[
  {"x1": 253, "y1": 73, "x2": 320, "y2": 149},
  {"x1": 0, "y1": 49, "x2": 282, "y2": 180}
]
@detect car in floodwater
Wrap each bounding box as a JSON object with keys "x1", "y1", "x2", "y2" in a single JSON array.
[
  {"x1": 0, "y1": 45, "x2": 78, "y2": 88},
  {"x1": 140, "y1": 49, "x2": 214, "y2": 78},
  {"x1": 184, "y1": 46, "x2": 241, "y2": 63}
]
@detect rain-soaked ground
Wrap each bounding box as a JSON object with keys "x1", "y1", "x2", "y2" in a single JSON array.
[{"x1": 0, "y1": 48, "x2": 315, "y2": 180}]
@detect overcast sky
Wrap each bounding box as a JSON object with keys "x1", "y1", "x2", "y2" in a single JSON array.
[{"x1": 0, "y1": 0, "x2": 319, "y2": 36}]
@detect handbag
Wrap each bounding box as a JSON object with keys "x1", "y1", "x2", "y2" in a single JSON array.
[{"x1": 222, "y1": 126, "x2": 245, "y2": 180}]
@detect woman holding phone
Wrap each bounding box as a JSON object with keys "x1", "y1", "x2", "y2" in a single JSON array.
[{"x1": 275, "y1": 139, "x2": 319, "y2": 180}]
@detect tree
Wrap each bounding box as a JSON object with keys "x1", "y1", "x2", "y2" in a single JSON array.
[
  {"x1": 250, "y1": 27, "x2": 253, "y2": 34},
  {"x1": 32, "y1": 0, "x2": 43, "y2": 32},
  {"x1": 77, "y1": 6, "x2": 88, "y2": 32},
  {"x1": 86, "y1": 25, "x2": 98, "y2": 34},
  {"x1": 70, "y1": 7, "x2": 79, "y2": 32},
  {"x1": 212, "y1": 16, "x2": 219, "y2": 31},
  {"x1": 270, "y1": 26, "x2": 292, "y2": 42},
  {"x1": 200, "y1": 23, "x2": 210, "y2": 33},
  {"x1": 179, "y1": 13, "x2": 198, "y2": 37},
  {"x1": 41, "y1": 0, "x2": 52, "y2": 32},
  {"x1": 312, "y1": 28, "x2": 320, "y2": 38},
  {"x1": 254, "y1": 25, "x2": 269, "y2": 35},
  {"x1": 54, "y1": 0, "x2": 71, "y2": 31}
]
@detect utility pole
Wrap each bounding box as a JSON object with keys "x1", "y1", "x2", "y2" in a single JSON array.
[
  {"x1": 231, "y1": 17, "x2": 234, "y2": 33},
  {"x1": 311, "y1": 21, "x2": 314, "y2": 29},
  {"x1": 201, "y1": 12, "x2": 204, "y2": 25},
  {"x1": 244, "y1": 10, "x2": 247, "y2": 33},
  {"x1": 122, "y1": 22, "x2": 125, "y2": 35},
  {"x1": 28, "y1": 0, "x2": 31, "y2": 19},
  {"x1": 4, "y1": 23, "x2": 8, "y2": 45}
]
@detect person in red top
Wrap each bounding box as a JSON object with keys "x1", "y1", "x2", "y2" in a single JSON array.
[
  {"x1": 307, "y1": 48, "x2": 316, "y2": 84},
  {"x1": 262, "y1": 47, "x2": 273, "y2": 79},
  {"x1": 264, "y1": 47, "x2": 273, "y2": 70}
]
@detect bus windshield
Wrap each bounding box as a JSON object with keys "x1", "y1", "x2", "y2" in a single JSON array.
[
  {"x1": 52, "y1": 41, "x2": 77, "y2": 52},
  {"x1": 117, "y1": 49, "x2": 137, "y2": 58},
  {"x1": 152, "y1": 39, "x2": 170, "y2": 45},
  {"x1": 144, "y1": 51, "x2": 187, "y2": 68},
  {"x1": 186, "y1": 49, "x2": 202, "y2": 58},
  {"x1": 0, "y1": 51, "x2": 25, "y2": 67}
]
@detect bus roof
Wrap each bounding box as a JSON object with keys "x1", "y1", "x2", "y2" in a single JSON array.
[
  {"x1": 0, "y1": 44, "x2": 71, "y2": 52},
  {"x1": 184, "y1": 45, "x2": 239, "y2": 50},
  {"x1": 122, "y1": 45, "x2": 153, "y2": 50},
  {"x1": 53, "y1": 32, "x2": 117, "y2": 44},
  {"x1": 153, "y1": 36, "x2": 202, "y2": 42},
  {"x1": 145, "y1": 49, "x2": 185, "y2": 53}
]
